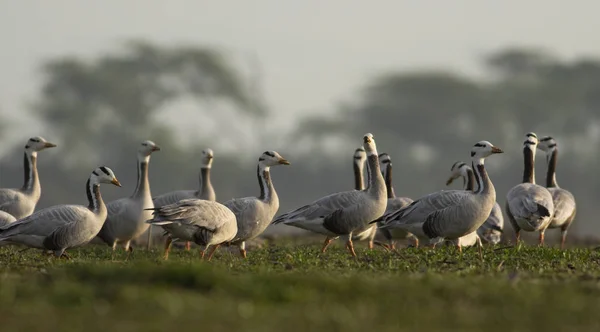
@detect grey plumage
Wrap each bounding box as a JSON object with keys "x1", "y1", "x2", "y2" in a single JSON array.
[
  {"x1": 378, "y1": 141, "x2": 503, "y2": 249},
  {"x1": 505, "y1": 133, "x2": 555, "y2": 245},
  {"x1": 225, "y1": 150, "x2": 290, "y2": 258},
  {"x1": 96, "y1": 140, "x2": 160, "y2": 251},
  {"x1": 537, "y1": 136, "x2": 576, "y2": 248},
  {"x1": 0, "y1": 167, "x2": 121, "y2": 257},
  {"x1": 0, "y1": 136, "x2": 56, "y2": 220},
  {"x1": 146, "y1": 198, "x2": 237, "y2": 260},
  {"x1": 273, "y1": 133, "x2": 387, "y2": 256},
  {"x1": 446, "y1": 161, "x2": 504, "y2": 245}
]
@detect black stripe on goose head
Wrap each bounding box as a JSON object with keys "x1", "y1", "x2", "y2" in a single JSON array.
[
  {"x1": 451, "y1": 161, "x2": 466, "y2": 171},
  {"x1": 99, "y1": 166, "x2": 111, "y2": 176},
  {"x1": 539, "y1": 136, "x2": 553, "y2": 142},
  {"x1": 264, "y1": 151, "x2": 275, "y2": 157},
  {"x1": 526, "y1": 132, "x2": 537, "y2": 139}
]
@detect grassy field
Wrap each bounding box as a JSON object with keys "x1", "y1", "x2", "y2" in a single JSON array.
[{"x1": 1, "y1": 239, "x2": 600, "y2": 332}]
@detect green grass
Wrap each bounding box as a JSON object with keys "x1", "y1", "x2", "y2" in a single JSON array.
[{"x1": 2, "y1": 241, "x2": 600, "y2": 331}]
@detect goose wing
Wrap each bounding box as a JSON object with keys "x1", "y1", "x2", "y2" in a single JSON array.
[
  {"x1": 0, "y1": 205, "x2": 89, "y2": 239},
  {"x1": 379, "y1": 189, "x2": 471, "y2": 227},
  {"x1": 548, "y1": 188, "x2": 576, "y2": 226},
  {"x1": 506, "y1": 184, "x2": 553, "y2": 220},
  {"x1": 152, "y1": 190, "x2": 196, "y2": 209},
  {"x1": 148, "y1": 199, "x2": 232, "y2": 230},
  {"x1": 386, "y1": 197, "x2": 414, "y2": 213},
  {"x1": 272, "y1": 190, "x2": 364, "y2": 225}
]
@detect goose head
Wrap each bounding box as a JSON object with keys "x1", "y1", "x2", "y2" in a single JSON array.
[
  {"x1": 378, "y1": 152, "x2": 391, "y2": 168},
  {"x1": 446, "y1": 161, "x2": 468, "y2": 186},
  {"x1": 481, "y1": 226, "x2": 503, "y2": 244},
  {"x1": 354, "y1": 147, "x2": 366, "y2": 164},
  {"x1": 523, "y1": 132, "x2": 539, "y2": 150},
  {"x1": 91, "y1": 166, "x2": 122, "y2": 187},
  {"x1": 137, "y1": 140, "x2": 161, "y2": 159},
  {"x1": 25, "y1": 136, "x2": 56, "y2": 154},
  {"x1": 201, "y1": 148, "x2": 214, "y2": 168},
  {"x1": 470, "y1": 141, "x2": 503, "y2": 164},
  {"x1": 537, "y1": 136, "x2": 557, "y2": 153},
  {"x1": 258, "y1": 151, "x2": 290, "y2": 168},
  {"x1": 363, "y1": 133, "x2": 379, "y2": 156}
]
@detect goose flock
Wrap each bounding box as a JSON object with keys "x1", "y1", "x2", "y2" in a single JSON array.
[{"x1": 0, "y1": 132, "x2": 577, "y2": 259}]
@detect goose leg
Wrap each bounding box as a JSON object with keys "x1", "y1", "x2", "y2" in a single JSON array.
[
  {"x1": 368, "y1": 227, "x2": 376, "y2": 250},
  {"x1": 111, "y1": 241, "x2": 117, "y2": 260},
  {"x1": 163, "y1": 236, "x2": 173, "y2": 260},
  {"x1": 185, "y1": 241, "x2": 191, "y2": 251},
  {"x1": 146, "y1": 225, "x2": 152, "y2": 250},
  {"x1": 239, "y1": 241, "x2": 247, "y2": 259},
  {"x1": 200, "y1": 245, "x2": 208, "y2": 260},
  {"x1": 560, "y1": 229, "x2": 568, "y2": 250},
  {"x1": 206, "y1": 244, "x2": 221, "y2": 261},
  {"x1": 477, "y1": 236, "x2": 483, "y2": 261},
  {"x1": 321, "y1": 237, "x2": 334, "y2": 253},
  {"x1": 538, "y1": 231, "x2": 545, "y2": 246},
  {"x1": 345, "y1": 238, "x2": 357, "y2": 257}
]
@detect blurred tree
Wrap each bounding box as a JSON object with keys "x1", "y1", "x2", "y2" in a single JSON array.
[
  {"x1": 291, "y1": 47, "x2": 600, "y2": 238},
  {"x1": 34, "y1": 40, "x2": 264, "y2": 168}
]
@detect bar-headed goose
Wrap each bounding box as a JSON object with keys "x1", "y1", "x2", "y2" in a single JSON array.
[
  {"x1": 374, "y1": 152, "x2": 417, "y2": 250},
  {"x1": 224, "y1": 150, "x2": 290, "y2": 258},
  {"x1": 505, "y1": 133, "x2": 554, "y2": 245},
  {"x1": 0, "y1": 166, "x2": 121, "y2": 257},
  {"x1": 537, "y1": 136, "x2": 576, "y2": 249},
  {"x1": 0, "y1": 136, "x2": 56, "y2": 219},
  {"x1": 321, "y1": 147, "x2": 378, "y2": 252},
  {"x1": 96, "y1": 140, "x2": 160, "y2": 252},
  {"x1": 146, "y1": 198, "x2": 237, "y2": 260},
  {"x1": 446, "y1": 161, "x2": 504, "y2": 245},
  {"x1": 152, "y1": 148, "x2": 215, "y2": 250},
  {"x1": 273, "y1": 133, "x2": 387, "y2": 257},
  {"x1": 376, "y1": 141, "x2": 503, "y2": 254}
]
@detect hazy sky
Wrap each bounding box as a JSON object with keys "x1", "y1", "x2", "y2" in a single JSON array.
[{"x1": 1, "y1": 1, "x2": 599, "y2": 147}]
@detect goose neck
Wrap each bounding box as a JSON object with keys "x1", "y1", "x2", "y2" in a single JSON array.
[
  {"x1": 199, "y1": 167, "x2": 215, "y2": 200},
  {"x1": 472, "y1": 159, "x2": 494, "y2": 197},
  {"x1": 383, "y1": 163, "x2": 396, "y2": 198},
  {"x1": 366, "y1": 153, "x2": 385, "y2": 197},
  {"x1": 546, "y1": 149, "x2": 559, "y2": 188},
  {"x1": 257, "y1": 165, "x2": 277, "y2": 204},
  {"x1": 86, "y1": 178, "x2": 106, "y2": 216},
  {"x1": 353, "y1": 161, "x2": 364, "y2": 191},
  {"x1": 464, "y1": 167, "x2": 476, "y2": 192},
  {"x1": 522, "y1": 146, "x2": 536, "y2": 184},
  {"x1": 21, "y1": 151, "x2": 40, "y2": 198},
  {"x1": 132, "y1": 156, "x2": 150, "y2": 199}
]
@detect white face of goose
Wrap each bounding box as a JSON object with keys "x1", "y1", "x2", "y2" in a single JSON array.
[
  {"x1": 378, "y1": 152, "x2": 391, "y2": 169},
  {"x1": 446, "y1": 161, "x2": 468, "y2": 186},
  {"x1": 25, "y1": 136, "x2": 57, "y2": 153},
  {"x1": 354, "y1": 147, "x2": 366, "y2": 164},
  {"x1": 91, "y1": 166, "x2": 122, "y2": 187},
  {"x1": 470, "y1": 141, "x2": 503, "y2": 163},
  {"x1": 523, "y1": 132, "x2": 539, "y2": 151},
  {"x1": 201, "y1": 148, "x2": 214, "y2": 168},
  {"x1": 537, "y1": 136, "x2": 557, "y2": 153},
  {"x1": 363, "y1": 133, "x2": 378, "y2": 156},
  {"x1": 137, "y1": 140, "x2": 161, "y2": 158},
  {"x1": 258, "y1": 151, "x2": 290, "y2": 168}
]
